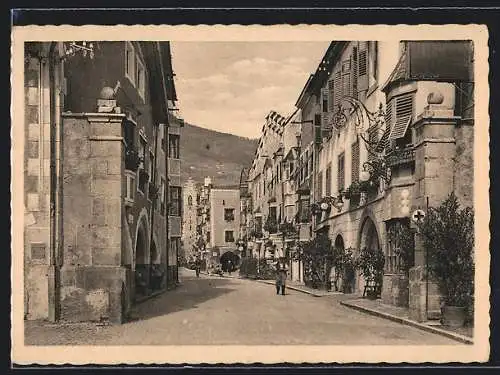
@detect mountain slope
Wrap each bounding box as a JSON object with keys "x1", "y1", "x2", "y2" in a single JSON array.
[{"x1": 180, "y1": 123, "x2": 258, "y2": 186}]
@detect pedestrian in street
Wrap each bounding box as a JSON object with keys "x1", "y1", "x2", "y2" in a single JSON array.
[
  {"x1": 195, "y1": 257, "x2": 201, "y2": 278},
  {"x1": 275, "y1": 258, "x2": 288, "y2": 295},
  {"x1": 228, "y1": 260, "x2": 233, "y2": 276}
]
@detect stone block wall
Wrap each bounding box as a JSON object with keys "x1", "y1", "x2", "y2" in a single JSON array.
[
  {"x1": 382, "y1": 274, "x2": 409, "y2": 307},
  {"x1": 59, "y1": 113, "x2": 129, "y2": 323}
]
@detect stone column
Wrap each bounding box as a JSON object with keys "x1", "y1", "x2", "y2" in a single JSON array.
[
  {"x1": 409, "y1": 93, "x2": 460, "y2": 322},
  {"x1": 59, "y1": 110, "x2": 128, "y2": 323}
]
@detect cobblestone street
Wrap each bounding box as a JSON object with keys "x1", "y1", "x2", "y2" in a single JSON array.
[{"x1": 25, "y1": 269, "x2": 460, "y2": 346}]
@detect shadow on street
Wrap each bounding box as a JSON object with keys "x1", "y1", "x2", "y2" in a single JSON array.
[{"x1": 126, "y1": 273, "x2": 236, "y2": 323}]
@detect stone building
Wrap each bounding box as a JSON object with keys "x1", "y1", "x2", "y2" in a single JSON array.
[
  {"x1": 23, "y1": 41, "x2": 182, "y2": 324},
  {"x1": 209, "y1": 186, "x2": 241, "y2": 268},
  {"x1": 306, "y1": 40, "x2": 474, "y2": 320},
  {"x1": 246, "y1": 111, "x2": 287, "y2": 262},
  {"x1": 181, "y1": 177, "x2": 199, "y2": 263},
  {"x1": 241, "y1": 40, "x2": 474, "y2": 322}
]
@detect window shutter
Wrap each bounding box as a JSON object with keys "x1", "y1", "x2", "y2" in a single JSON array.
[
  {"x1": 338, "y1": 153, "x2": 345, "y2": 192},
  {"x1": 358, "y1": 41, "x2": 369, "y2": 92},
  {"x1": 389, "y1": 93, "x2": 414, "y2": 140},
  {"x1": 328, "y1": 79, "x2": 335, "y2": 112},
  {"x1": 352, "y1": 48, "x2": 358, "y2": 99},
  {"x1": 317, "y1": 171, "x2": 323, "y2": 199},
  {"x1": 334, "y1": 70, "x2": 342, "y2": 109},
  {"x1": 342, "y1": 59, "x2": 351, "y2": 97},
  {"x1": 314, "y1": 113, "x2": 322, "y2": 144},
  {"x1": 351, "y1": 141, "x2": 360, "y2": 183},
  {"x1": 321, "y1": 87, "x2": 329, "y2": 113},
  {"x1": 325, "y1": 163, "x2": 332, "y2": 196}
]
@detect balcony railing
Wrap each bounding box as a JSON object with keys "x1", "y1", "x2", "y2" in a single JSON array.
[{"x1": 385, "y1": 146, "x2": 415, "y2": 168}]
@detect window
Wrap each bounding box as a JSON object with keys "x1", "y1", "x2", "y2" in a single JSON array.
[
  {"x1": 386, "y1": 219, "x2": 414, "y2": 274},
  {"x1": 298, "y1": 197, "x2": 311, "y2": 223},
  {"x1": 125, "y1": 42, "x2": 135, "y2": 84},
  {"x1": 137, "y1": 137, "x2": 147, "y2": 193},
  {"x1": 321, "y1": 87, "x2": 329, "y2": 113},
  {"x1": 325, "y1": 162, "x2": 332, "y2": 197},
  {"x1": 148, "y1": 151, "x2": 154, "y2": 183},
  {"x1": 316, "y1": 171, "x2": 323, "y2": 199},
  {"x1": 125, "y1": 172, "x2": 136, "y2": 203},
  {"x1": 328, "y1": 79, "x2": 335, "y2": 112},
  {"x1": 368, "y1": 41, "x2": 378, "y2": 88},
  {"x1": 338, "y1": 152, "x2": 345, "y2": 192},
  {"x1": 136, "y1": 58, "x2": 146, "y2": 100},
  {"x1": 188, "y1": 195, "x2": 193, "y2": 206},
  {"x1": 269, "y1": 206, "x2": 277, "y2": 222},
  {"x1": 224, "y1": 208, "x2": 235, "y2": 222},
  {"x1": 123, "y1": 119, "x2": 135, "y2": 149},
  {"x1": 168, "y1": 134, "x2": 180, "y2": 159},
  {"x1": 160, "y1": 177, "x2": 166, "y2": 214},
  {"x1": 169, "y1": 186, "x2": 182, "y2": 216},
  {"x1": 387, "y1": 92, "x2": 414, "y2": 143},
  {"x1": 225, "y1": 230, "x2": 235, "y2": 243},
  {"x1": 341, "y1": 59, "x2": 353, "y2": 98},
  {"x1": 351, "y1": 141, "x2": 360, "y2": 183}
]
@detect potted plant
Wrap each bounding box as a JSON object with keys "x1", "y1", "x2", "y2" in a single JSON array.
[
  {"x1": 355, "y1": 247, "x2": 385, "y2": 299},
  {"x1": 419, "y1": 193, "x2": 474, "y2": 328}
]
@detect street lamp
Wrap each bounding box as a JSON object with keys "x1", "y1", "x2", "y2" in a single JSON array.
[
  {"x1": 319, "y1": 195, "x2": 344, "y2": 213},
  {"x1": 360, "y1": 159, "x2": 392, "y2": 185}
]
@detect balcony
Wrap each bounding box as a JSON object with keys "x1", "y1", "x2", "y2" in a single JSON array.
[
  {"x1": 385, "y1": 146, "x2": 415, "y2": 168},
  {"x1": 124, "y1": 147, "x2": 143, "y2": 171}
]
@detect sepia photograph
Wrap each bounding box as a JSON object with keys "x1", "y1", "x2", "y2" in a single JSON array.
[{"x1": 11, "y1": 24, "x2": 490, "y2": 364}]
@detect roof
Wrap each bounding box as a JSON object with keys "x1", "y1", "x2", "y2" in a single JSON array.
[{"x1": 295, "y1": 42, "x2": 348, "y2": 109}]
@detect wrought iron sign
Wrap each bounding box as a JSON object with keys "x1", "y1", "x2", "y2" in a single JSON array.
[
  {"x1": 64, "y1": 41, "x2": 96, "y2": 59},
  {"x1": 331, "y1": 96, "x2": 387, "y2": 159}
]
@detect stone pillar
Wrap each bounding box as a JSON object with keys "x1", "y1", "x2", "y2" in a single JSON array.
[
  {"x1": 59, "y1": 111, "x2": 129, "y2": 324},
  {"x1": 409, "y1": 95, "x2": 460, "y2": 321}
]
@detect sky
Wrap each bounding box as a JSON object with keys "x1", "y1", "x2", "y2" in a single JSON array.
[{"x1": 170, "y1": 41, "x2": 330, "y2": 139}]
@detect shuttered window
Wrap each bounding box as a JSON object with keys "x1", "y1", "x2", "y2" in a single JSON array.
[
  {"x1": 388, "y1": 93, "x2": 414, "y2": 140},
  {"x1": 352, "y1": 48, "x2": 358, "y2": 99},
  {"x1": 358, "y1": 41, "x2": 369, "y2": 92},
  {"x1": 342, "y1": 60, "x2": 352, "y2": 97},
  {"x1": 338, "y1": 152, "x2": 345, "y2": 192},
  {"x1": 325, "y1": 162, "x2": 332, "y2": 196},
  {"x1": 317, "y1": 171, "x2": 323, "y2": 199},
  {"x1": 334, "y1": 70, "x2": 342, "y2": 110},
  {"x1": 328, "y1": 79, "x2": 335, "y2": 112},
  {"x1": 321, "y1": 87, "x2": 329, "y2": 113},
  {"x1": 351, "y1": 141, "x2": 360, "y2": 183},
  {"x1": 359, "y1": 48, "x2": 368, "y2": 76}
]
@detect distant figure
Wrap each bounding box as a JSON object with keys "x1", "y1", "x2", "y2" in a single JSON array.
[
  {"x1": 227, "y1": 260, "x2": 233, "y2": 275},
  {"x1": 195, "y1": 257, "x2": 202, "y2": 278},
  {"x1": 275, "y1": 258, "x2": 289, "y2": 295}
]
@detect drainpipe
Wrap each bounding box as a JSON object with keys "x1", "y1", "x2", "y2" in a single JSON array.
[
  {"x1": 48, "y1": 42, "x2": 59, "y2": 321},
  {"x1": 148, "y1": 119, "x2": 159, "y2": 292},
  {"x1": 425, "y1": 196, "x2": 429, "y2": 320},
  {"x1": 156, "y1": 42, "x2": 170, "y2": 288}
]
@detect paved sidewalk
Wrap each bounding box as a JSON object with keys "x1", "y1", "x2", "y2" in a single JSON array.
[{"x1": 341, "y1": 298, "x2": 474, "y2": 344}]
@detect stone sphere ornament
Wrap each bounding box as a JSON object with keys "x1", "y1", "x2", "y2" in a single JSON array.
[
  {"x1": 427, "y1": 91, "x2": 444, "y2": 105},
  {"x1": 100, "y1": 86, "x2": 115, "y2": 100}
]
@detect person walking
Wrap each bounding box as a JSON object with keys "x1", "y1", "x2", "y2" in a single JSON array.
[
  {"x1": 275, "y1": 257, "x2": 288, "y2": 295},
  {"x1": 228, "y1": 259, "x2": 233, "y2": 276},
  {"x1": 195, "y1": 257, "x2": 201, "y2": 278}
]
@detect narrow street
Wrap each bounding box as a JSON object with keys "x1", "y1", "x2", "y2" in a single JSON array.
[{"x1": 25, "y1": 268, "x2": 459, "y2": 346}]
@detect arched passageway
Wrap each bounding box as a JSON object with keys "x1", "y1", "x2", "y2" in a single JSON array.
[
  {"x1": 135, "y1": 224, "x2": 149, "y2": 297},
  {"x1": 220, "y1": 251, "x2": 240, "y2": 272},
  {"x1": 356, "y1": 217, "x2": 382, "y2": 295}
]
